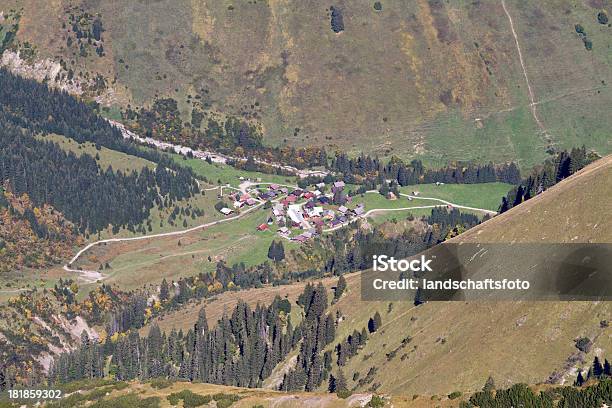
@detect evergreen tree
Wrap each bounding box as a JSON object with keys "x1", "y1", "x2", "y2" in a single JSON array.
[
  {"x1": 334, "y1": 275, "x2": 347, "y2": 302},
  {"x1": 368, "y1": 312, "x2": 382, "y2": 333},
  {"x1": 575, "y1": 371, "x2": 585, "y2": 386},
  {"x1": 483, "y1": 375, "x2": 495, "y2": 392},
  {"x1": 593, "y1": 356, "x2": 604, "y2": 378},
  {"x1": 159, "y1": 278, "x2": 170, "y2": 302},
  {"x1": 328, "y1": 373, "x2": 338, "y2": 392},
  {"x1": 267, "y1": 240, "x2": 285, "y2": 262},
  {"x1": 335, "y1": 369, "x2": 347, "y2": 392}
]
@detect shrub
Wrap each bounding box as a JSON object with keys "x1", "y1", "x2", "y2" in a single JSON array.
[
  {"x1": 337, "y1": 389, "x2": 353, "y2": 399},
  {"x1": 88, "y1": 393, "x2": 161, "y2": 408},
  {"x1": 277, "y1": 298, "x2": 291, "y2": 314},
  {"x1": 213, "y1": 393, "x2": 241, "y2": 408},
  {"x1": 149, "y1": 377, "x2": 173, "y2": 389},
  {"x1": 215, "y1": 201, "x2": 229, "y2": 211},
  {"x1": 368, "y1": 395, "x2": 385, "y2": 407},
  {"x1": 448, "y1": 391, "x2": 462, "y2": 400},
  {"x1": 167, "y1": 390, "x2": 211, "y2": 407},
  {"x1": 373, "y1": 2, "x2": 383, "y2": 11},
  {"x1": 575, "y1": 337, "x2": 592, "y2": 353},
  {"x1": 330, "y1": 6, "x2": 345, "y2": 33}
]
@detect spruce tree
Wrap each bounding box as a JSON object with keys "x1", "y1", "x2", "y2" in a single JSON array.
[
  {"x1": 483, "y1": 375, "x2": 495, "y2": 392},
  {"x1": 368, "y1": 311, "x2": 382, "y2": 333},
  {"x1": 334, "y1": 275, "x2": 347, "y2": 302},
  {"x1": 575, "y1": 371, "x2": 585, "y2": 386},
  {"x1": 336, "y1": 369, "x2": 347, "y2": 392},
  {"x1": 159, "y1": 278, "x2": 170, "y2": 301},
  {"x1": 328, "y1": 373, "x2": 340, "y2": 392},
  {"x1": 593, "y1": 356, "x2": 604, "y2": 378}
]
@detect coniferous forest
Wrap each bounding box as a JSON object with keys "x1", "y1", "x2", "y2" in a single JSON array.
[
  {"x1": 0, "y1": 120, "x2": 197, "y2": 234},
  {"x1": 50, "y1": 284, "x2": 333, "y2": 390},
  {"x1": 329, "y1": 152, "x2": 522, "y2": 186},
  {"x1": 0, "y1": 68, "x2": 200, "y2": 235},
  {"x1": 498, "y1": 146, "x2": 596, "y2": 212}
]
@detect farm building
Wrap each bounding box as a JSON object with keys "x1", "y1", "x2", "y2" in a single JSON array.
[{"x1": 220, "y1": 208, "x2": 233, "y2": 216}]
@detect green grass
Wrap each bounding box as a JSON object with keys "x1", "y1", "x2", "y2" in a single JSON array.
[
  {"x1": 42, "y1": 133, "x2": 155, "y2": 173},
  {"x1": 170, "y1": 154, "x2": 297, "y2": 188},
  {"x1": 351, "y1": 193, "x2": 434, "y2": 210},
  {"x1": 367, "y1": 208, "x2": 436, "y2": 225},
  {"x1": 399, "y1": 182, "x2": 513, "y2": 211},
  {"x1": 77, "y1": 207, "x2": 273, "y2": 289},
  {"x1": 99, "y1": 104, "x2": 124, "y2": 121}
]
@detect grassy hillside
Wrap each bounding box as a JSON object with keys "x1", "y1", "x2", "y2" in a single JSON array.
[
  {"x1": 319, "y1": 155, "x2": 612, "y2": 395},
  {"x1": 452, "y1": 153, "x2": 612, "y2": 243},
  {"x1": 3, "y1": 0, "x2": 611, "y2": 167},
  {"x1": 67, "y1": 206, "x2": 300, "y2": 291},
  {"x1": 40, "y1": 133, "x2": 155, "y2": 173},
  {"x1": 400, "y1": 182, "x2": 513, "y2": 211}
]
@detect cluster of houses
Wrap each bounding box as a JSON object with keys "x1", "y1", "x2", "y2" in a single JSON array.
[
  {"x1": 218, "y1": 191, "x2": 259, "y2": 216},
  {"x1": 255, "y1": 182, "x2": 366, "y2": 243}
]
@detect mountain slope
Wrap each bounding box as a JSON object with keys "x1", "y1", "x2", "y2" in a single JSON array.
[
  {"x1": 453, "y1": 153, "x2": 612, "y2": 243},
  {"x1": 2, "y1": 0, "x2": 611, "y2": 166},
  {"x1": 321, "y1": 155, "x2": 612, "y2": 395}
]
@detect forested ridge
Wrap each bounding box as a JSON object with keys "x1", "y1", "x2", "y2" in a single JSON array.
[
  {"x1": 330, "y1": 153, "x2": 522, "y2": 187},
  {"x1": 0, "y1": 67, "x2": 202, "y2": 235},
  {"x1": 0, "y1": 121, "x2": 197, "y2": 234},
  {"x1": 321, "y1": 207, "x2": 485, "y2": 276},
  {"x1": 461, "y1": 360, "x2": 612, "y2": 407},
  {"x1": 498, "y1": 146, "x2": 597, "y2": 213},
  {"x1": 0, "y1": 68, "x2": 190, "y2": 169},
  {"x1": 49, "y1": 284, "x2": 333, "y2": 389}
]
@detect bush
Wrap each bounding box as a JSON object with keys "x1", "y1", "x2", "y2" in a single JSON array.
[
  {"x1": 277, "y1": 298, "x2": 291, "y2": 314},
  {"x1": 368, "y1": 395, "x2": 385, "y2": 407},
  {"x1": 57, "y1": 378, "x2": 118, "y2": 394},
  {"x1": 212, "y1": 393, "x2": 241, "y2": 408},
  {"x1": 337, "y1": 389, "x2": 353, "y2": 399},
  {"x1": 183, "y1": 392, "x2": 211, "y2": 408},
  {"x1": 167, "y1": 390, "x2": 211, "y2": 407},
  {"x1": 448, "y1": 391, "x2": 463, "y2": 400},
  {"x1": 575, "y1": 337, "x2": 592, "y2": 353},
  {"x1": 330, "y1": 6, "x2": 345, "y2": 33},
  {"x1": 215, "y1": 201, "x2": 229, "y2": 211},
  {"x1": 373, "y1": 1, "x2": 383, "y2": 11},
  {"x1": 597, "y1": 11, "x2": 608, "y2": 25},
  {"x1": 149, "y1": 377, "x2": 173, "y2": 389}
]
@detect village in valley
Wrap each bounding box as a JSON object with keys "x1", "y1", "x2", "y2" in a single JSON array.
[{"x1": 217, "y1": 179, "x2": 369, "y2": 243}]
